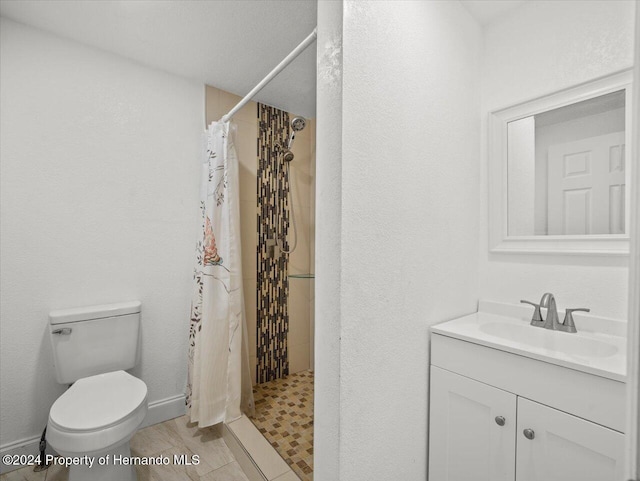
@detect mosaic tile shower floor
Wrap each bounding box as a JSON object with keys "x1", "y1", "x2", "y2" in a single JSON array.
[{"x1": 250, "y1": 370, "x2": 314, "y2": 481}]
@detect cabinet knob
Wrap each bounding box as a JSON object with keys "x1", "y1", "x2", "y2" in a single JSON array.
[
  {"x1": 523, "y1": 428, "x2": 535, "y2": 440},
  {"x1": 495, "y1": 416, "x2": 506, "y2": 426}
]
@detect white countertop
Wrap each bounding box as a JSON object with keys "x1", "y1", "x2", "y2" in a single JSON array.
[{"x1": 431, "y1": 300, "x2": 627, "y2": 382}]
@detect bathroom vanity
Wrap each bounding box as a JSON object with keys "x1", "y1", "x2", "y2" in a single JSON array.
[{"x1": 428, "y1": 300, "x2": 627, "y2": 481}]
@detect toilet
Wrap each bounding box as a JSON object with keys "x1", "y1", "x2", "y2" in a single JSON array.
[{"x1": 47, "y1": 301, "x2": 148, "y2": 481}]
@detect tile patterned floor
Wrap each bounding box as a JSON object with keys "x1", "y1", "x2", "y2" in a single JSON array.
[
  {"x1": 249, "y1": 370, "x2": 314, "y2": 481},
  {"x1": 0, "y1": 415, "x2": 249, "y2": 481}
]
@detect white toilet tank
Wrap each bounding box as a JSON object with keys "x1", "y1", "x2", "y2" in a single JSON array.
[{"x1": 49, "y1": 301, "x2": 141, "y2": 384}]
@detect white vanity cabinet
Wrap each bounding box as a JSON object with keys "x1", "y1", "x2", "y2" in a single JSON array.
[
  {"x1": 428, "y1": 302, "x2": 627, "y2": 481},
  {"x1": 428, "y1": 365, "x2": 624, "y2": 481},
  {"x1": 515, "y1": 397, "x2": 624, "y2": 481},
  {"x1": 429, "y1": 366, "x2": 516, "y2": 481}
]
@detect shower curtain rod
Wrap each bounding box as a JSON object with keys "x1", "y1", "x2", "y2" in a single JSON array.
[{"x1": 220, "y1": 27, "x2": 318, "y2": 123}]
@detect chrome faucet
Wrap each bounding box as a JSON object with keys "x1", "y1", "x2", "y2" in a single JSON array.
[
  {"x1": 520, "y1": 293, "x2": 589, "y2": 333},
  {"x1": 539, "y1": 293, "x2": 560, "y2": 330}
]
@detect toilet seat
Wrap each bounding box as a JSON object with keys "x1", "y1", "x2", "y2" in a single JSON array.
[
  {"x1": 50, "y1": 370, "x2": 147, "y2": 432},
  {"x1": 47, "y1": 371, "x2": 148, "y2": 455}
]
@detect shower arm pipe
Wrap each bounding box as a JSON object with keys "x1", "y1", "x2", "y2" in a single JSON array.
[{"x1": 220, "y1": 27, "x2": 317, "y2": 123}]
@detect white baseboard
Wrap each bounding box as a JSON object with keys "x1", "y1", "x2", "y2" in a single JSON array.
[
  {"x1": 0, "y1": 393, "x2": 186, "y2": 475},
  {"x1": 141, "y1": 393, "x2": 186, "y2": 429}
]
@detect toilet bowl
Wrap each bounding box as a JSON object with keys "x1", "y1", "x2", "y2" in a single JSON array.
[{"x1": 47, "y1": 370, "x2": 148, "y2": 481}]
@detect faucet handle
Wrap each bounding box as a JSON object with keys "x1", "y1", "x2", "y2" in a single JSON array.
[
  {"x1": 521, "y1": 300, "x2": 544, "y2": 325},
  {"x1": 562, "y1": 308, "x2": 590, "y2": 333}
]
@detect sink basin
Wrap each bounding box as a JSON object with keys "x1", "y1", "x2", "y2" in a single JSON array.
[
  {"x1": 479, "y1": 322, "x2": 618, "y2": 358},
  {"x1": 430, "y1": 300, "x2": 627, "y2": 381}
]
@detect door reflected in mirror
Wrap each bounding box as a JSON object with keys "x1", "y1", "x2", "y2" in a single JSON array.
[{"x1": 507, "y1": 90, "x2": 626, "y2": 236}]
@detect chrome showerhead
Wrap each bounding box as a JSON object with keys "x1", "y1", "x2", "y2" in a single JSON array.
[
  {"x1": 287, "y1": 116, "x2": 307, "y2": 150},
  {"x1": 282, "y1": 149, "x2": 295, "y2": 162},
  {"x1": 291, "y1": 116, "x2": 306, "y2": 132}
]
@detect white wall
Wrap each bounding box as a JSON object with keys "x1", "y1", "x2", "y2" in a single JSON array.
[
  {"x1": 314, "y1": 2, "x2": 343, "y2": 480},
  {"x1": 315, "y1": 1, "x2": 481, "y2": 479},
  {"x1": 479, "y1": 0, "x2": 636, "y2": 319},
  {"x1": 0, "y1": 18, "x2": 203, "y2": 454}
]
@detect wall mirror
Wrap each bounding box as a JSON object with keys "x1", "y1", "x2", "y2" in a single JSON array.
[{"x1": 489, "y1": 70, "x2": 633, "y2": 255}]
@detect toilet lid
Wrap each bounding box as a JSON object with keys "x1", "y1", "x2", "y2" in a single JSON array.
[{"x1": 50, "y1": 370, "x2": 147, "y2": 432}]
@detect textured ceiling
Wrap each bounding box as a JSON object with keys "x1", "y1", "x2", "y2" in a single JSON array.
[
  {"x1": 0, "y1": 0, "x2": 533, "y2": 117},
  {"x1": 0, "y1": 0, "x2": 318, "y2": 117}
]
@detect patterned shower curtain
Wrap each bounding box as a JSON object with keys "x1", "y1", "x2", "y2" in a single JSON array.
[{"x1": 187, "y1": 121, "x2": 254, "y2": 427}]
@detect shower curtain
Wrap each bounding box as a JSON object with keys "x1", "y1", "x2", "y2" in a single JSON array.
[{"x1": 187, "y1": 121, "x2": 254, "y2": 427}]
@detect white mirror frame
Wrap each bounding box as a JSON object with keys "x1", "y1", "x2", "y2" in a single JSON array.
[
  {"x1": 625, "y1": 6, "x2": 640, "y2": 478},
  {"x1": 489, "y1": 69, "x2": 633, "y2": 256}
]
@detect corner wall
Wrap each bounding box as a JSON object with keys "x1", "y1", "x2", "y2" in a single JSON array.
[
  {"x1": 0, "y1": 18, "x2": 203, "y2": 460},
  {"x1": 479, "y1": 0, "x2": 636, "y2": 319},
  {"x1": 315, "y1": 1, "x2": 482, "y2": 478},
  {"x1": 314, "y1": 2, "x2": 344, "y2": 479}
]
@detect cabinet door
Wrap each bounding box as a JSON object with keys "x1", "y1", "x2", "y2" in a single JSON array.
[
  {"x1": 516, "y1": 397, "x2": 624, "y2": 481},
  {"x1": 428, "y1": 366, "x2": 516, "y2": 481}
]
